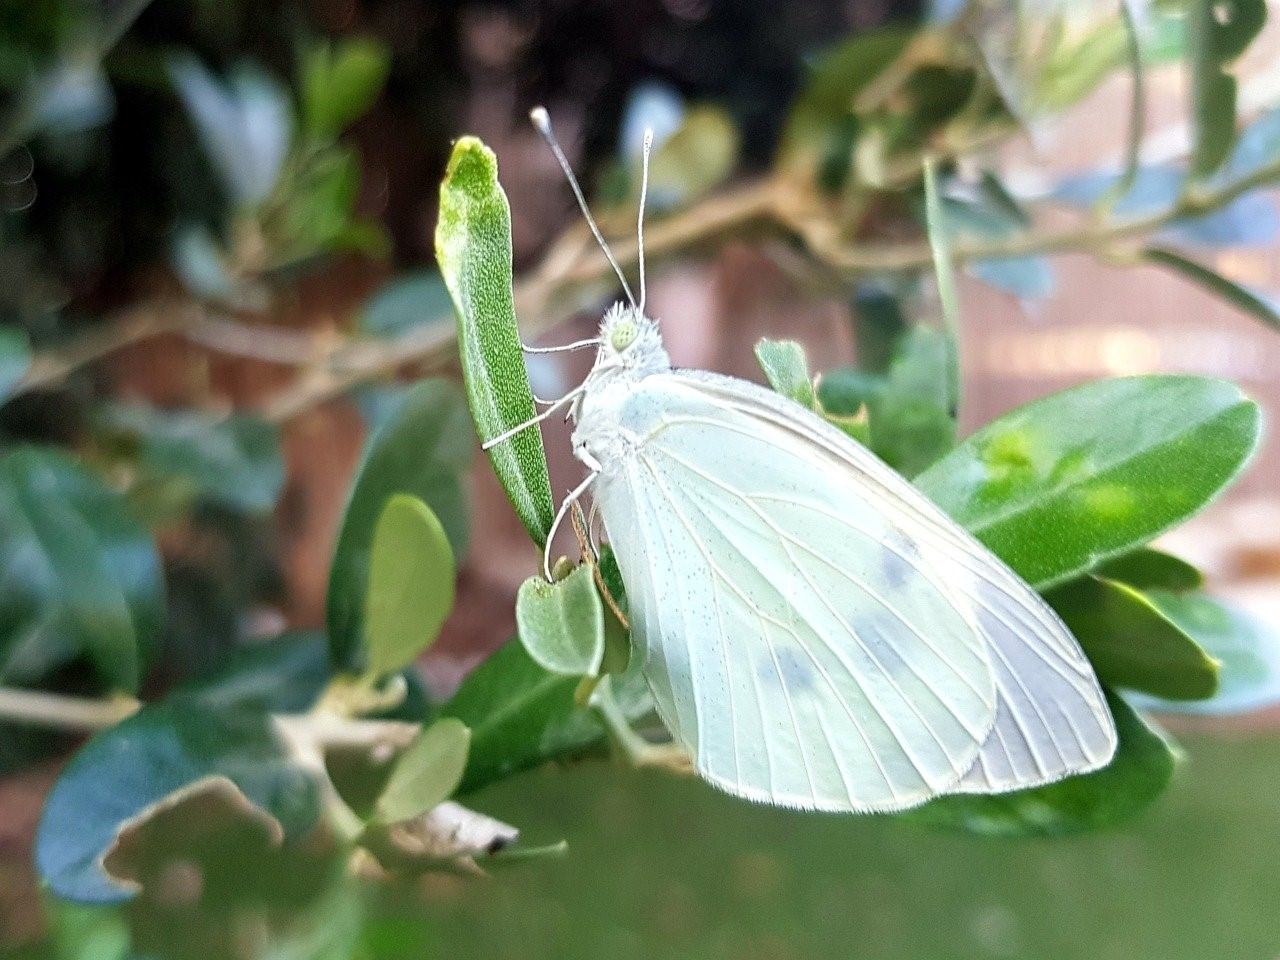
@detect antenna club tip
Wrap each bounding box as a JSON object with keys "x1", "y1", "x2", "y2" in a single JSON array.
[
  {"x1": 529, "y1": 106, "x2": 551, "y2": 132},
  {"x1": 642, "y1": 128, "x2": 654, "y2": 148}
]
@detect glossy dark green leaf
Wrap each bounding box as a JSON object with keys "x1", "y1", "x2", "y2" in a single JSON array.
[
  {"x1": 0, "y1": 324, "x2": 32, "y2": 402},
  {"x1": 96, "y1": 403, "x2": 284, "y2": 513},
  {"x1": 0, "y1": 447, "x2": 164, "y2": 692},
  {"x1": 358, "y1": 269, "x2": 454, "y2": 339},
  {"x1": 1047, "y1": 576, "x2": 1219, "y2": 700},
  {"x1": 515, "y1": 565, "x2": 605, "y2": 677},
  {"x1": 869, "y1": 326, "x2": 956, "y2": 477},
  {"x1": 905, "y1": 692, "x2": 1176, "y2": 836},
  {"x1": 372, "y1": 718, "x2": 470, "y2": 825},
  {"x1": 1096, "y1": 547, "x2": 1203, "y2": 592},
  {"x1": 1143, "y1": 247, "x2": 1280, "y2": 333},
  {"x1": 916, "y1": 376, "x2": 1260, "y2": 589},
  {"x1": 441, "y1": 639, "x2": 651, "y2": 794},
  {"x1": 300, "y1": 37, "x2": 390, "y2": 140},
  {"x1": 327, "y1": 380, "x2": 470, "y2": 670},
  {"x1": 754, "y1": 339, "x2": 816, "y2": 409},
  {"x1": 436, "y1": 137, "x2": 554, "y2": 547},
  {"x1": 1137, "y1": 591, "x2": 1280, "y2": 714},
  {"x1": 1188, "y1": 0, "x2": 1266, "y2": 180},
  {"x1": 364, "y1": 495, "x2": 455, "y2": 679},
  {"x1": 181, "y1": 632, "x2": 333, "y2": 713},
  {"x1": 35, "y1": 700, "x2": 319, "y2": 903}
]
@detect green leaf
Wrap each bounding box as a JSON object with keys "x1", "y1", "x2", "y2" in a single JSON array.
[
  {"x1": 850, "y1": 283, "x2": 909, "y2": 375},
  {"x1": 436, "y1": 137, "x2": 554, "y2": 547},
  {"x1": 181, "y1": 632, "x2": 332, "y2": 713},
  {"x1": 35, "y1": 700, "x2": 319, "y2": 903},
  {"x1": 96, "y1": 403, "x2": 284, "y2": 513},
  {"x1": 515, "y1": 565, "x2": 605, "y2": 677},
  {"x1": 869, "y1": 326, "x2": 956, "y2": 477},
  {"x1": 1143, "y1": 246, "x2": 1280, "y2": 333},
  {"x1": 0, "y1": 324, "x2": 32, "y2": 402},
  {"x1": 916, "y1": 375, "x2": 1260, "y2": 589},
  {"x1": 1112, "y1": 0, "x2": 1147, "y2": 205},
  {"x1": 1188, "y1": 0, "x2": 1266, "y2": 180},
  {"x1": 364, "y1": 495, "x2": 455, "y2": 679},
  {"x1": 373, "y1": 718, "x2": 470, "y2": 825},
  {"x1": 1137, "y1": 591, "x2": 1280, "y2": 714},
  {"x1": 1095, "y1": 547, "x2": 1203, "y2": 592},
  {"x1": 440, "y1": 639, "x2": 650, "y2": 794},
  {"x1": 754, "y1": 339, "x2": 817, "y2": 409},
  {"x1": 923, "y1": 159, "x2": 961, "y2": 357},
  {"x1": 1047, "y1": 576, "x2": 1219, "y2": 700},
  {"x1": 358, "y1": 269, "x2": 455, "y2": 339},
  {"x1": 778, "y1": 28, "x2": 913, "y2": 183},
  {"x1": 43, "y1": 900, "x2": 132, "y2": 960},
  {"x1": 0, "y1": 448, "x2": 164, "y2": 693},
  {"x1": 272, "y1": 145, "x2": 373, "y2": 264},
  {"x1": 328, "y1": 380, "x2": 471, "y2": 670},
  {"x1": 642, "y1": 105, "x2": 740, "y2": 209},
  {"x1": 905, "y1": 692, "x2": 1176, "y2": 836},
  {"x1": 300, "y1": 37, "x2": 391, "y2": 140},
  {"x1": 168, "y1": 56, "x2": 292, "y2": 205}
]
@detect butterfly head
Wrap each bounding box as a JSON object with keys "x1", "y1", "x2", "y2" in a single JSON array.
[{"x1": 599, "y1": 302, "x2": 669, "y2": 374}]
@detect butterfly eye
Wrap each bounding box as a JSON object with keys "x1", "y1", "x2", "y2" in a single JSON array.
[{"x1": 610, "y1": 319, "x2": 638, "y2": 351}]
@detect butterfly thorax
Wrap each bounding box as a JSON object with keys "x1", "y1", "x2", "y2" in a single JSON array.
[{"x1": 569, "y1": 304, "x2": 671, "y2": 470}]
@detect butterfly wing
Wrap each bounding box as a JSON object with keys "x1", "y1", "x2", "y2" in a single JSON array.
[
  {"x1": 667, "y1": 370, "x2": 1119, "y2": 795},
  {"x1": 589, "y1": 374, "x2": 1000, "y2": 812}
]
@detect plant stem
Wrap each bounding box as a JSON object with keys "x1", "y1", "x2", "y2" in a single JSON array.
[
  {"x1": 0, "y1": 687, "x2": 139, "y2": 731},
  {"x1": 12, "y1": 144, "x2": 1280, "y2": 419}
]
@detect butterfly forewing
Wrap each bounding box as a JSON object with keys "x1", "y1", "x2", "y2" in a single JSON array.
[
  {"x1": 593, "y1": 376, "x2": 1000, "y2": 812},
  {"x1": 667, "y1": 371, "x2": 1118, "y2": 795}
]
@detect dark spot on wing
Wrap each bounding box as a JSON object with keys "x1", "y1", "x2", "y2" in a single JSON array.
[
  {"x1": 758, "y1": 646, "x2": 817, "y2": 694},
  {"x1": 880, "y1": 531, "x2": 921, "y2": 590}
]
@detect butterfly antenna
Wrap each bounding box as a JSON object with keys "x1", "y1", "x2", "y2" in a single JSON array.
[
  {"x1": 530, "y1": 106, "x2": 636, "y2": 308},
  {"x1": 637, "y1": 128, "x2": 653, "y2": 314}
]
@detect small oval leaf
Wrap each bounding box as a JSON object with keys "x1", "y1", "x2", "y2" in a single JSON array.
[
  {"x1": 327, "y1": 379, "x2": 470, "y2": 670},
  {"x1": 754, "y1": 339, "x2": 816, "y2": 409},
  {"x1": 436, "y1": 137, "x2": 555, "y2": 547},
  {"x1": 374, "y1": 717, "x2": 470, "y2": 825},
  {"x1": 364, "y1": 494, "x2": 455, "y2": 680},
  {"x1": 1095, "y1": 547, "x2": 1203, "y2": 592},
  {"x1": 1135, "y1": 591, "x2": 1280, "y2": 715},
  {"x1": 515, "y1": 566, "x2": 605, "y2": 677},
  {"x1": 1047, "y1": 575, "x2": 1219, "y2": 700}
]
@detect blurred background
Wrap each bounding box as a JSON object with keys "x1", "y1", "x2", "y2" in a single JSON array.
[{"x1": 2, "y1": 0, "x2": 1280, "y2": 957}]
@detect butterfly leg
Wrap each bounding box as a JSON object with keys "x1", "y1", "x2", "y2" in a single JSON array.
[
  {"x1": 480, "y1": 383, "x2": 588, "y2": 451},
  {"x1": 542, "y1": 468, "x2": 599, "y2": 580}
]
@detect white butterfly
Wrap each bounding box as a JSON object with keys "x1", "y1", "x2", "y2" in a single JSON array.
[{"x1": 487, "y1": 108, "x2": 1117, "y2": 813}]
